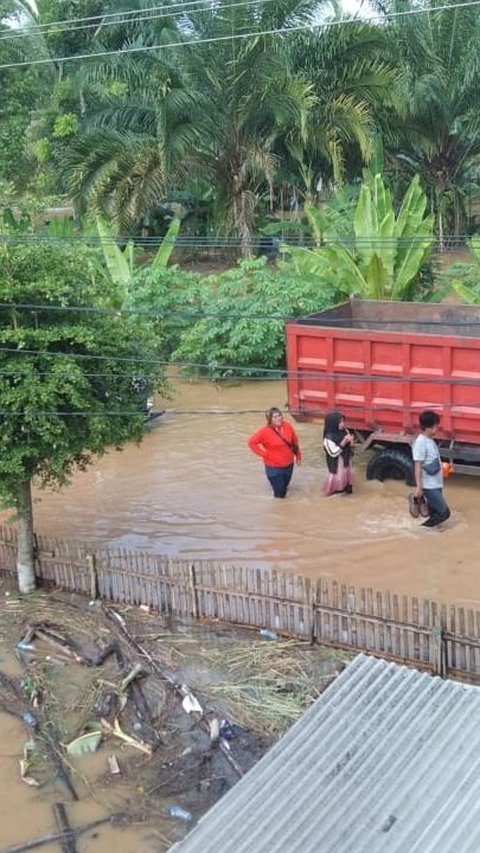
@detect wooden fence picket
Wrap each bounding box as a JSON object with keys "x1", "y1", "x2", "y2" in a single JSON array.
[{"x1": 2, "y1": 523, "x2": 480, "y2": 682}]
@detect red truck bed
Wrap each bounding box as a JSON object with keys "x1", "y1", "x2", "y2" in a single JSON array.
[{"x1": 286, "y1": 299, "x2": 480, "y2": 444}]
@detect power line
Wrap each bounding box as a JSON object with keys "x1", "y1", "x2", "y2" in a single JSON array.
[
  {"x1": 2, "y1": 0, "x2": 480, "y2": 71},
  {"x1": 1, "y1": 398, "x2": 480, "y2": 416},
  {"x1": 1, "y1": 0, "x2": 259, "y2": 33},
  {"x1": 4, "y1": 347, "x2": 480, "y2": 387},
  {"x1": 0, "y1": 0, "x2": 281, "y2": 43},
  {"x1": 3, "y1": 364, "x2": 480, "y2": 387},
  {"x1": 0, "y1": 234, "x2": 456, "y2": 245},
  {"x1": 2, "y1": 301, "x2": 480, "y2": 326},
  {"x1": 1, "y1": 301, "x2": 292, "y2": 320},
  {"x1": 0, "y1": 13, "x2": 312, "y2": 68}
]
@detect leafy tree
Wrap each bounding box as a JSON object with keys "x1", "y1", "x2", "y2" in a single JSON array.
[
  {"x1": 128, "y1": 256, "x2": 339, "y2": 376},
  {"x1": 0, "y1": 242, "x2": 167, "y2": 593},
  {"x1": 124, "y1": 265, "x2": 203, "y2": 360},
  {"x1": 285, "y1": 174, "x2": 434, "y2": 300}
]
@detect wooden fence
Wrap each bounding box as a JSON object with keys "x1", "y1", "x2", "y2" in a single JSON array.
[{"x1": 1, "y1": 524, "x2": 479, "y2": 682}]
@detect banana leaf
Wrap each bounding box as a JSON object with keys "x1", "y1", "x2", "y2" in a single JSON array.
[
  {"x1": 152, "y1": 216, "x2": 181, "y2": 270},
  {"x1": 96, "y1": 216, "x2": 133, "y2": 289},
  {"x1": 66, "y1": 730, "x2": 102, "y2": 756},
  {"x1": 452, "y1": 280, "x2": 480, "y2": 304}
]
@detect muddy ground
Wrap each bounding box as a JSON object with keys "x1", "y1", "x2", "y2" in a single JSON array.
[{"x1": 0, "y1": 580, "x2": 349, "y2": 853}]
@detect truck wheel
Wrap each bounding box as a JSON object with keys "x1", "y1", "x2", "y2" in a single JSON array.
[{"x1": 366, "y1": 447, "x2": 415, "y2": 486}]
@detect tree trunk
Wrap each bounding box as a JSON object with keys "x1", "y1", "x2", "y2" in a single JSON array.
[{"x1": 16, "y1": 480, "x2": 36, "y2": 594}]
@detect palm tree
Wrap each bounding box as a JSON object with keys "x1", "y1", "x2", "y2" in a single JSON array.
[
  {"x1": 62, "y1": 0, "x2": 318, "y2": 247},
  {"x1": 378, "y1": 0, "x2": 480, "y2": 241},
  {"x1": 285, "y1": 19, "x2": 401, "y2": 198}
]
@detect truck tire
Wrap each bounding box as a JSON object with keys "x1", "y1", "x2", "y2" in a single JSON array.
[{"x1": 366, "y1": 446, "x2": 415, "y2": 486}]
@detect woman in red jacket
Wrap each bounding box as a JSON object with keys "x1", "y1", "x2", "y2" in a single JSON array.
[{"x1": 247, "y1": 407, "x2": 302, "y2": 498}]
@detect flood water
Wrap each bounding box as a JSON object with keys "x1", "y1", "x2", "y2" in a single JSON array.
[
  {"x1": 0, "y1": 650, "x2": 160, "y2": 853},
  {"x1": 23, "y1": 379, "x2": 480, "y2": 610},
  {"x1": 2, "y1": 378, "x2": 480, "y2": 851}
]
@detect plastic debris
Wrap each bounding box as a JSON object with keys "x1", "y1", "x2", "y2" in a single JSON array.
[
  {"x1": 209, "y1": 718, "x2": 220, "y2": 743},
  {"x1": 167, "y1": 806, "x2": 192, "y2": 822},
  {"x1": 219, "y1": 719, "x2": 234, "y2": 741},
  {"x1": 259, "y1": 629, "x2": 278, "y2": 640},
  {"x1": 16, "y1": 642, "x2": 36, "y2": 652},
  {"x1": 21, "y1": 711, "x2": 38, "y2": 730},
  {"x1": 181, "y1": 688, "x2": 203, "y2": 715},
  {"x1": 107, "y1": 755, "x2": 121, "y2": 775}
]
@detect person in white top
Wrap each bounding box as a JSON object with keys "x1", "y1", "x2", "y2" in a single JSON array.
[
  {"x1": 412, "y1": 410, "x2": 451, "y2": 528},
  {"x1": 323, "y1": 411, "x2": 355, "y2": 496}
]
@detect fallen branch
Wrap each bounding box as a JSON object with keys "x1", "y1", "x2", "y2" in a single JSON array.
[
  {"x1": 0, "y1": 814, "x2": 126, "y2": 853},
  {"x1": 42, "y1": 721, "x2": 78, "y2": 802},
  {"x1": 51, "y1": 803, "x2": 77, "y2": 853},
  {"x1": 104, "y1": 607, "x2": 244, "y2": 778},
  {"x1": 34, "y1": 630, "x2": 85, "y2": 665}
]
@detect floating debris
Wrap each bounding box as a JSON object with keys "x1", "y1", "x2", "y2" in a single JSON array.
[
  {"x1": 167, "y1": 805, "x2": 192, "y2": 822},
  {"x1": 259, "y1": 629, "x2": 278, "y2": 640},
  {"x1": 66, "y1": 730, "x2": 102, "y2": 757},
  {"x1": 107, "y1": 755, "x2": 122, "y2": 776},
  {"x1": 19, "y1": 740, "x2": 40, "y2": 787},
  {"x1": 101, "y1": 718, "x2": 153, "y2": 756},
  {"x1": 181, "y1": 688, "x2": 203, "y2": 716}
]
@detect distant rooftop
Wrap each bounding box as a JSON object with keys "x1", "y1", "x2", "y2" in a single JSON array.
[{"x1": 170, "y1": 654, "x2": 480, "y2": 853}]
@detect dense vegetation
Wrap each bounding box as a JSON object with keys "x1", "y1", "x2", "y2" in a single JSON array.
[
  {"x1": 3, "y1": 0, "x2": 480, "y2": 589},
  {"x1": 0, "y1": 241, "x2": 168, "y2": 590},
  {"x1": 2, "y1": 0, "x2": 480, "y2": 242}
]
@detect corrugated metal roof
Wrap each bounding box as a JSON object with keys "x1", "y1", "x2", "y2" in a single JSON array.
[{"x1": 169, "y1": 654, "x2": 480, "y2": 853}]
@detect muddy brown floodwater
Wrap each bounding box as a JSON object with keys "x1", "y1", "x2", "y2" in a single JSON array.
[
  {"x1": 1, "y1": 379, "x2": 480, "y2": 851},
  {"x1": 18, "y1": 379, "x2": 480, "y2": 610}
]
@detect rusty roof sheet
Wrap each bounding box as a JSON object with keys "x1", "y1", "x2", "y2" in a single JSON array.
[{"x1": 169, "y1": 653, "x2": 480, "y2": 853}]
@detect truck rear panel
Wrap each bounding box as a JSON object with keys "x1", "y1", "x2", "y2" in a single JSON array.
[{"x1": 286, "y1": 300, "x2": 480, "y2": 443}]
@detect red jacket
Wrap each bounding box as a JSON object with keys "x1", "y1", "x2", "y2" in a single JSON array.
[{"x1": 247, "y1": 422, "x2": 301, "y2": 467}]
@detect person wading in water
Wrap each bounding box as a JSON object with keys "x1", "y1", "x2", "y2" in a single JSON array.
[
  {"x1": 247, "y1": 407, "x2": 302, "y2": 498},
  {"x1": 323, "y1": 411, "x2": 355, "y2": 496}
]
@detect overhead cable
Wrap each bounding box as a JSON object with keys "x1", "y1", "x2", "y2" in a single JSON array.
[
  {"x1": 4, "y1": 348, "x2": 480, "y2": 381},
  {"x1": 2, "y1": 0, "x2": 480, "y2": 71},
  {"x1": 1, "y1": 398, "x2": 480, "y2": 417},
  {"x1": 0, "y1": 0, "x2": 281, "y2": 43},
  {"x1": 1, "y1": 0, "x2": 268, "y2": 32},
  {"x1": 2, "y1": 364, "x2": 480, "y2": 387},
  {"x1": 1, "y1": 301, "x2": 480, "y2": 326},
  {"x1": 0, "y1": 234, "x2": 463, "y2": 246}
]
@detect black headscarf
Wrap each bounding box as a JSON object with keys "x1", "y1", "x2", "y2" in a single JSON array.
[{"x1": 323, "y1": 411, "x2": 352, "y2": 471}]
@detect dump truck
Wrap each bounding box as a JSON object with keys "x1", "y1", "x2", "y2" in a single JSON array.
[{"x1": 286, "y1": 299, "x2": 480, "y2": 484}]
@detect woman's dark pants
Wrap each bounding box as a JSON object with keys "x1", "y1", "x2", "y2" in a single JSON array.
[{"x1": 265, "y1": 464, "x2": 294, "y2": 499}]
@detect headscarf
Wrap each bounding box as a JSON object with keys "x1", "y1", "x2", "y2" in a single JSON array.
[
  {"x1": 324, "y1": 411, "x2": 346, "y2": 443},
  {"x1": 323, "y1": 411, "x2": 352, "y2": 466}
]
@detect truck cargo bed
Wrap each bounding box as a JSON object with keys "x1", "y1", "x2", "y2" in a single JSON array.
[{"x1": 286, "y1": 299, "x2": 480, "y2": 444}]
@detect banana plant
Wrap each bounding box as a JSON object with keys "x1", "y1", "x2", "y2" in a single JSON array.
[
  {"x1": 95, "y1": 215, "x2": 182, "y2": 307},
  {"x1": 287, "y1": 174, "x2": 434, "y2": 301}
]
